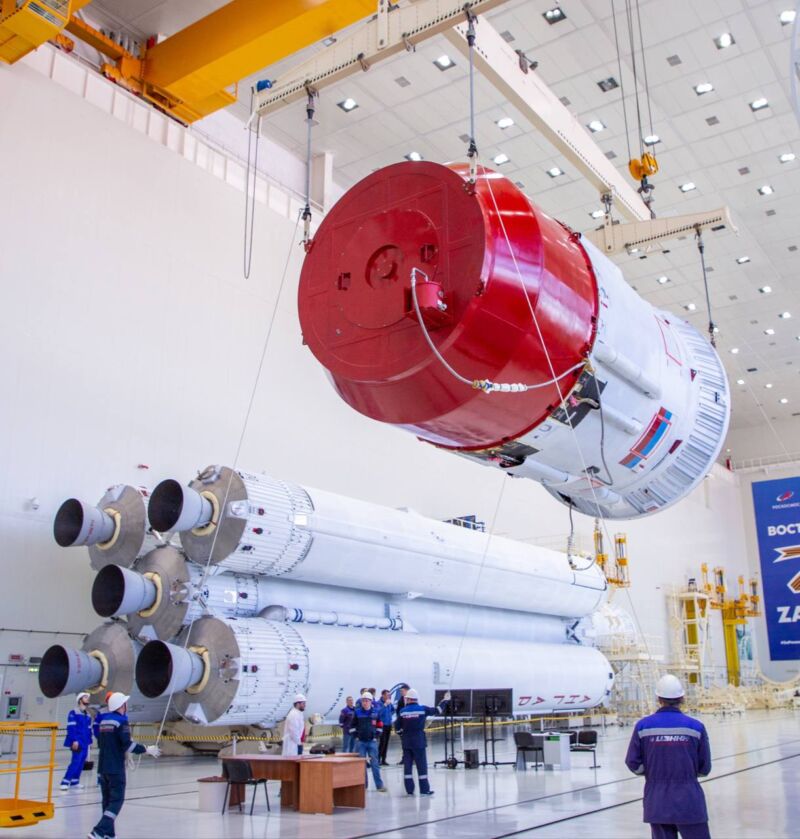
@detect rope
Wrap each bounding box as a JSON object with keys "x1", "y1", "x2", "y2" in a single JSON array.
[
  {"x1": 611, "y1": 0, "x2": 632, "y2": 165},
  {"x1": 242, "y1": 89, "x2": 260, "y2": 280},
  {"x1": 624, "y1": 0, "x2": 644, "y2": 158},
  {"x1": 695, "y1": 226, "x2": 716, "y2": 346},
  {"x1": 634, "y1": 0, "x2": 656, "y2": 155}
]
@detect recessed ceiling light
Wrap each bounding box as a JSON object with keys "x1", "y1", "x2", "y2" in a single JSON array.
[
  {"x1": 758, "y1": 184, "x2": 775, "y2": 195},
  {"x1": 597, "y1": 77, "x2": 619, "y2": 92},
  {"x1": 736, "y1": 256, "x2": 751, "y2": 264},
  {"x1": 780, "y1": 311, "x2": 792, "y2": 319},
  {"x1": 643, "y1": 134, "x2": 660, "y2": 145},
  {"x1": 780, "y1": 397, "x2": 789, "y2": 404},
  {"x1": 337, "y1": 97, "x2": 358, "y2": 112},
  {"x1": 543, "y1": 6, "x2": 567, "y2": 24},
  {"x1": 493, "y1": 153, "x2": 510, "y2": 165},
  {"x1": 764, "y1": 328, "x2": 775, "y2": 335},
  {"x1": 684, "y1": 303, "x2": 697, "y2": 311},
  {"x1": 714, "y1": 32, "x2": 735, "y2": 49},
  {"x1": 587, "y1": 119, "x2": 606, "y2": 133},
  {"x1": 780, "y1": 9, "x2": 796, "y2": 25},
  {"x1": 780, "y1": 152, "x2": 796, "y2": 163},
  {"x1": 694, "y1": 82, "x2": 714, "y2": 95},
  {"x1": 679, "y1": 182, "x2": 696, "y2": 192},
  {"x1": 750, "y1": 97, "x2": 769, "y2": 111},
  {"x1": 736, "y1": 379, "x2": 745, "y2": 385},
  {"x1": 657, "y1": 275, "x2": 670, "y2": 284},
  {"x1": 434, "y1": 54, "x2": 455, "y2": 70},
  {"x1": 405, "y1": 151, "x2": 423, "y2": 161},
  {"x1": 590, "y1": 209, "x2": 605, "y2": 219},
  {"x1": 496, "y1": 117, "x2": 515, "y2": 129},
  {"x1": 765, "y1": 382, "x2": 773, "y2": 388},
  {"x1": 322, "y1": 36, "x2": 337, "y2": 47},
  {"x1": 759, "y1": 285, "x2": 772, "y2": 293},
  {"x1": 730, "y1": 347, "x2": 739, "y2": 354},
  {"x1": 546, "y1": 166, "x2": 564, "y2": 177}
]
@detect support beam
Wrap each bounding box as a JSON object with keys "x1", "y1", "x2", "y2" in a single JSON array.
[
  {"x1": 443, "y1": 21, "x2": 651, "y2": 222},
  {"x1": 583, "y1": 207, "x2": 737, "y2": 255}
]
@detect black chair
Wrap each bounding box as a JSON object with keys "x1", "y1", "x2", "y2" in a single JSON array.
[
  {"x1": 570, "y1": 729, "x2": 599, "y2": 769},
  {"x1": 513, "y1": 732, "x2": 544, "y2": 771},
  {"x1": 221, "y1": 759, "x2": 270, "y2": 815}
]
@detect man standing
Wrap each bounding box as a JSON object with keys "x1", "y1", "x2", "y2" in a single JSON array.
[
  {"x1": 282, "y1": 694, "x2": 307, "y2": 756},
  {"x1": 377, "y1": 689, "x2": 394, "y2": 766},
  {"x1": 88, "y1": 692, "x2": 160, "y2": 839},
  {"x1": 350, "y1": 692, "x2": 387, "y2": 792},
  {"x1": 394, "y1": 684, "x2": 409, "y2": 764},
  {"x1": 625, "y1": 675, "x2": 712, "y2": 839},
  {"x1": 396, "y1": 688, "x2": 449, "y2": 796},
  {"x1": 339, "y1": 695, "x2": 356, "y2": 753},
  {"x1": 60, "y1": 692, "x2": 93, "y2": 791}
]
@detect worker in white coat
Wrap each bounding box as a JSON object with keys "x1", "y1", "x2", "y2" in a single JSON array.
[{"x1": 282, "y1": 694, "x2": 307, "y2": 756}]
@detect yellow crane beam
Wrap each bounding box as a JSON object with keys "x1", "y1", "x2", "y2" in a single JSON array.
[{"x1": 0, "y1": 0, "x2": 91, "y2": 64}]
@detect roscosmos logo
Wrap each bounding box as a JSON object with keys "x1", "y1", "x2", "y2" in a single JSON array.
[{"x1": 777, "y1": 490, "x2": 795, "y2": 503}]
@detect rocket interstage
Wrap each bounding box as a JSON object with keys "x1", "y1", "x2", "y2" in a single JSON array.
[
  {"x1": 147, "y1": 467, "x2": 607, "y2": 619},
  {"x1": 135, "y1": 616, "x2": 614, "y2": 726},
  {"x1": 53, "y1": 484, "x2": 158, "y2": 569},
  {"x1": 38, "y1": 621, "x2": 171, "y2": 722},
  {"x1": 297, "y1": 162, "x2": 730, "y2": 519},
  {"x1": 91, "y1": 546, "x2": 573, "y2": 645}
]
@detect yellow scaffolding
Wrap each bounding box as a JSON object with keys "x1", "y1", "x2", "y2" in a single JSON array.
[{"x1": 0, "y1": 722, "x2": 57, "y2": 829}]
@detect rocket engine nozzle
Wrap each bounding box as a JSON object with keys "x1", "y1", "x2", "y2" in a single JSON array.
[
  {"x1": 54, "y1": 499, "x2": 115, "y2": 548},
  {"x1": 148, "y1": 479, "x2": 213, "y2": 534},
  {"x1": 39, "y1": 645, "x2": 103, "y2": 698},
  {"x1": 135, "y1": 641, "x2": 205, "y2": 699},
  {"x1": 92, "y1": 564, "x2": 157, "y2": 618}
]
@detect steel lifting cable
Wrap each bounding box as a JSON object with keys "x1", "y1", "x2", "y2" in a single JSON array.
[
  {"x1": 149, "y1": 209, "x2": 305, "y2": 752},
  {"x1": 243, "y1": 89, "x2": 261, "y2": 280},
  {"x1": 633, "y1": 0, "x2": 656, "y2": 156},
  {"x1": 611, "y1": 0, "x2": 633, "y2": 166},
  {"x1": 302, "y1": 87, "x2": 317, "y2": 246},
  {"x1": 695, "y1": 226, "x2": 717, "y2": 347},
  {"x1": 465, "y1": 9, "x2": 479, "y2": 184},
  {"x1": 624, "y1": 0, "x2": 645, "y2": 159}
]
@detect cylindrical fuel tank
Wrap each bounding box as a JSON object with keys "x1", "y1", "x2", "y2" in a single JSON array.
[
  {"x1": 91, "y1": 546, "x2": 573, "y2": 645},
  {"x1": 54, "y1": 485, "x2": 159, "y2": 569},
  {"x1": 148, "y1": 467, "x2": 607, "y2": 619},
  {"x1": 136, "y1": 617, "x2": 613, "y2": 726},
  {"x1": 38, "y1": 621, "x2": 171, "y2": 722},
  {"x1": 297, "y1": 162, "x2": 730, "y2": 519}
]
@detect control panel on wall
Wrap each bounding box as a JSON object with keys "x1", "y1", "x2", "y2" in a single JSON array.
[{"x1": 3, "y1": 696, "x2": 22, "y2": 720}]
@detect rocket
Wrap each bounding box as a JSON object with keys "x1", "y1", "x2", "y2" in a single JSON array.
[{"x1": 296, "y1": 162, "x2": 730, "y2": 519}]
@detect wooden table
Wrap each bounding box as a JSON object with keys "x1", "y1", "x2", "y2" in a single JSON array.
[{"x1": 223, "y1": 754, "x2": 365, "y2": 815}]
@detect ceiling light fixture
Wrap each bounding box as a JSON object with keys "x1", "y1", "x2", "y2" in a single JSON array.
[
  {"x1": 694, "y1": 82, "x2": 714, "y2": 95},
  {"x1": 764, "y1": 328, "x2": 775, "y2": 335},
  {"x1": 643, "y1": 134, "x2": 660, "y2": 145},
  {"x1": 780, "y1": 397, "x2": 789, "y2": 404},
  {"x1": 750, "y1": 97, "x2": 769, "y2": 111},
  {"x1": 780, "y1": 10, "x2": 797, "y2": 25},
  {"x1": 758, "y1": 184, "x2": 775, "y2": 195},
  {"x1": 736, "y1": 379, "x2": 745, "y2": 385},
  {"x1": 780, "y1": 152, "x2": 796, "y2": 163},
  {"x1": 496, "y1": 117, "x2": 515, "y2": 129},
  {"x1": 597, "y1": 77, "x2": 619, "y2": 92},
  {"x1": 780, "y1": 311, "x2": 792, "y2": 319},
  {"x1": 337, "y1": 97, "x2": 358, "y2": 112},
  {"x1": 765, "y1": 382, "x2": 774, "y2": 388},
  {"x1": 590, "y1": 209, "x2": 605, "y2": 219},
  {"x1": 685, "y1": 303, "x2": 697, "y2": 312},
  {"x1": 493, "y1": 153, "x2": 510, "y2": 165},
  {"x1": 759, "y1": 285, "x2": 772, "y2": 293},
  {"x1": 657, "y1": 275, "x2": 670, "y2": 284},
  {"x1": 433, "y1": 54, "x2": 455, "y2": 70},
  {"x1": 543, "y1": 6, "x2": 567, "y2": 24},
  {"x1": 736, "y1": 256, "x2": 751, "y2": 264},
  {"x1": 405, "y1": 151, "x2": 423, "y2": 161},
  {"x1": 679, "y1": 182, "x2": 696, "y2": 192},
  {"x1": 546, "y1": 166, "x2": 564, "y2": 177},
  {"x1": 730, "y1": 347, "x2": 739, "y2": 354},
  {"x1": 714, "y1": 32, "x2": 735, "y2": 49},
  {"x1": 587, "y1": 119, "x2": 606, "y2": 132}
]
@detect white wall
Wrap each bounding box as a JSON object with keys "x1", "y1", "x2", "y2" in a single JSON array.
[{"x1": 0, "y1": 60, "x2": 777, "y2": 715}]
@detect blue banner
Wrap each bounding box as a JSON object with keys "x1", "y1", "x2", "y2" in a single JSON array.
[{"x1": 751, "y1": 476, "x2": 800, "y2": 660}]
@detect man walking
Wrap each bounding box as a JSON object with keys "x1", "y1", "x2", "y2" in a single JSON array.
[
  {"x1": 88, "y1": 692, "x2": 160, "y2": 839},
  {"x1": 626, "y1": 675, "x2": 712, "y2": 839},
  {"x1": 350, "y1": 692, "x2": 387, "y2": 792},
  {"x1": 396, "y1": 688, "x2": 449, "y2": 796}
]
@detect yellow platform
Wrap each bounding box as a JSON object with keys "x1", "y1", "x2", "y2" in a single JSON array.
[
  {"x1": 0, "y1": 799, "x2": 54, "y2": 829},
  {"x1": 0, "y1": 721, "x2": 57, "y2": 829}
]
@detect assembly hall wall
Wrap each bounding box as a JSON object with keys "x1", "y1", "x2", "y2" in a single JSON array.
[{"x1": 0, "y1": 56, "x2": 760, "y2": 722}]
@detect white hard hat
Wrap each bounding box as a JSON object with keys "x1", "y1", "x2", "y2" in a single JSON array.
[
  {"x1": 360, "y1": 692, "x2": 374, "y2": 701},
  {"x1": 293, "y1": 694, "x2": 306, "y2": 704},
  {"x1": 406, "y1": 688, "x2": 419, "y2": 700},
  {"x1": 107, "y1": 692, "x2": 130, "y2": 713},
  {"x1": 76, "y1": 692, "x2": 91, "y2": 703},
  {"x1": 656, "y1": 674, "x2": 684, "y2": 700}
]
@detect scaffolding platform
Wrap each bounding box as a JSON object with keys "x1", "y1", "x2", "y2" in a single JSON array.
[{"x1": 0, "y1": 722, "x2": 57, "y2": 830}]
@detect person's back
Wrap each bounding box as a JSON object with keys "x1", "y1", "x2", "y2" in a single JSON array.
[
  {"x1": 626, "y1": 675, "x2": 711, "y2": 839},
  {"x1": 95, "y1": 710, "x2": 141, "y2": 776}
]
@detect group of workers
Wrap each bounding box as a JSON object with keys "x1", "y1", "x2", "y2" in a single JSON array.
[{"x1": 65, "y1": 673, "x2": 711, "y2": 838}]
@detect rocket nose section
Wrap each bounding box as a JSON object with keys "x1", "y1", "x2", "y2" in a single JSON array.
[
  {"x1": 148, "y1": 479, "x2": 212, "y2": 533},
  {"x1": 39, "y1": 645, "x2": 103, "y2": 698},
  {"x1": 53, "y1": 498, "x2": 115, "y2": 547},
  {"x1": 92, "y1": 565, "x2": 157, "y2": 618}
]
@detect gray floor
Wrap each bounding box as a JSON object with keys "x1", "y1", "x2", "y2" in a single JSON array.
[{"x1": 4, "y1": 710, "x2": 798, "y2": 838}]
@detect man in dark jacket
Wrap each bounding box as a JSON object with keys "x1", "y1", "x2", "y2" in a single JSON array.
[
  {"x1": 88, "y1": 692, "x2": 160, "y2": 839},
  {"x1": 625, "y1": 675, "x2": 711, "y2": 839},
  {"x1": 376, "y1": 689, "x2": 394, "y2": 765},
  {"x1": 339, "y1": 695, "x2": 356, "y2": 753},
  {"x1": 395, "y1": 688, "x2": 449, "y2": 796},
  {"x1": 394, "y1": 683, "x2": 410, "y2": 764},
  {"x1": 350, "y1": 692, "x2": 387, "y2": 792}
]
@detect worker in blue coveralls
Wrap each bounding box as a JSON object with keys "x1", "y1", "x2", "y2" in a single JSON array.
[
  {"x1": 87, "y1": 692, "x2": 161, "y2": 839},
  {"x1": 60, "y1": 692, "x2": 93, "y2": 791},
  {"x1": 350, "y1": 692, "x2": 388, "y2": 793},
  {"x1": 625, "y1": 674, "x2": 712, "y2": 839},
  {"x1": 395, "y1": 688, "x2": 450, "y2": 796}
]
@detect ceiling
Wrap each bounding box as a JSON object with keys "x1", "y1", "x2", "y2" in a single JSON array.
[{"x1": 88, "y1": 0, "x2": 800, "y2": 439}]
